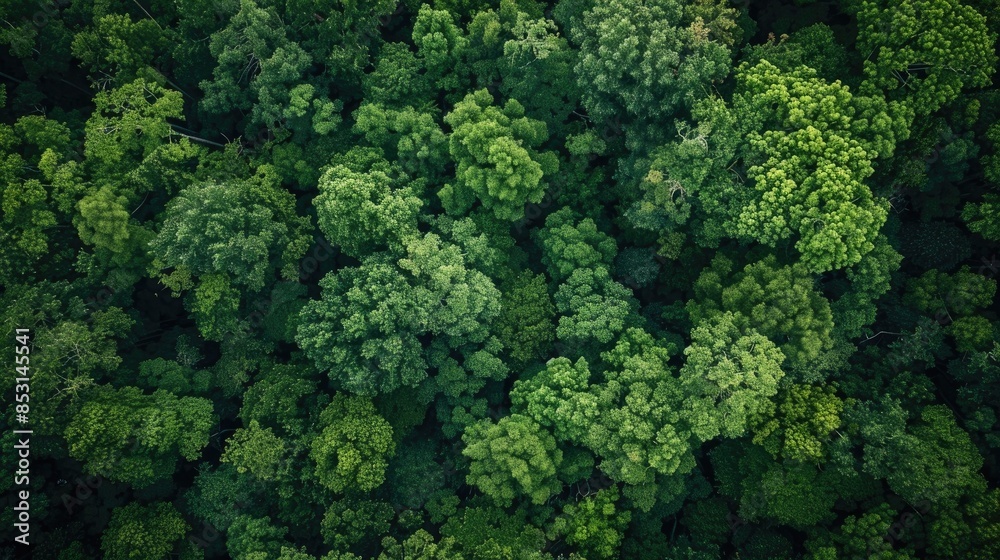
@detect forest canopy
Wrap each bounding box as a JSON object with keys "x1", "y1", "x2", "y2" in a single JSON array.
[{"x1": 1, "y1": 0, "x2": 1000, "y2": 558}]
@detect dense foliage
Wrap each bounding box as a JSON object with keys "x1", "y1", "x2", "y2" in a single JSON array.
[{"x1": 1, "y1": 0, "x2": 999, "y2": 557}]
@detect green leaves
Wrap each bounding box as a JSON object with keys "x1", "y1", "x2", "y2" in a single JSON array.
[
  {"x1": 353, "y1": 104, "x2": 449, "y2": 177},
  {"x1": 855, "y1": 0, "x2": 997, "y2": 116},
  {"x1": 441, "y1": 89, "x2": 559, "y2": 221},
  {"x1": 884, "y1": 405, "x2": 986, "y2": 508},
  {"x1": 297, "y1": 233, "x2": 500, "y2": 395},
  {"x1": 298, "y1": 261, "x2": 425, "y2": 395},
  {"x1": 511, "y1": 356, "x2": 598, "y2": 443},
  {"x1": 517, "y1": 328, "x2": 693, "y2": 486},
  {"x1": 311, "y1": 394, "x2": 396, "y2": 494},
  {"x1": 962, "y1": 193, "x2": 1000, "y2": 240},
  {"x1": 315, "y1": 159, "x2": 422, "y2": 257},
  {"x1": 462, "y1": 414, "x2": 564, "y2": 507},
  {"x1": 149, "y1": 177, "x2": 312, "y2": 343},
  {"x1": 571, "y1": 0, "x2": 735, "y2": 122},
  {"x1": 101, "y1": 502, "x2": 195, "y2": 560},
  {"x1": 537, "y1": 207, "x2": 617, "y2": 283},
  {"x1": 754, "y1": 384, "x2": 844, "y2": 462},
  {"x1": 150, "y1": 178, "x2": 311, "y2": 293},
  {"x1": 592, "y1": 329, "x2": 692, "y2": 483},
  {"x1": 681, "y1": 312, "x2": 785, "y2": 440},
  {"x1": 1, "y1": 178, "x2": 57, "y2": 273},
  {"x1": 731, "y1": 61, "x2": 894, "y2": 273},
  {"x1": 71, "y1": 14, "x2": 170, "y2": 85},
  {"x1": 688, "y1": 255, "x2": 834, "y2": 372},
  {"x1": 548, "y1": 487, "x2": 631, "y2": 560},
  {"x1": 65, "y1": 386, "x2": 214, "y2": 487},
  {"x1": 75, "y1": 186, "x2": 131, "y2": 253},
  {"x1": 222, "y1": 420, "x2": 287, "y2": 481},
  {"x1": 495, "y1": 271, "x2": 555, "y2": 367},
  {"x1": 7, "y1": 0, "x2": 1000, "y2": 557},
  {"x1": 555, "y1": 267, "x2": 638, "y2": 349},
  {"x1": 85, "y1": 78, "x2": 184, "y2": 177}
]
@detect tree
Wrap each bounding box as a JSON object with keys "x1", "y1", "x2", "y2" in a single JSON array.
[
  {"x1": 314, "y1": 158, "x2": 423, "y2": 258},
  {"x1": 740, "y1": 24, "x2": 848, "y2": 81},
  {"x1": 71, "y1": 13, "x2": 170, "y2": 85},
  {"x1": 297, "y1": 233, "x2": 500, "y2": 395},
  {"x1": 189, "y1": 272, "x2": 243, "y2": 341},
  {"x1": 590, "y1": 329, "x2": 694, "y2": 485},
  {"x1": 386, "y1": 439, "x2": 447, "y2": 510},
  {"x1": 536, "y1": 207, "x2": 617, "y2": 282},
  {"x1": 137, "y1": 355, "x2": 211, "y2": 396},
  {"x1": 0, "y1": 177, "x2": 57, "y2": 285},
  {"x1": 753, "y1": 383, "x2": 844, "y2": 462},
  {"x1": 510, "y1": 357, "x2": 599, "y2": 443},
  {"x1": 281, "y1": 0, "x2": 397, "y2": 84},
  {"x1": 321, "y1": 497, "x2": 394, "y2": 550},
  {"x1": 101, "y1": 502, "x2": 197, "y2": 560},
  {"x1": 353, "y1": 104, "x2": 449, "y2": 178},
  {"x1": 84, "y1": 78, "x2": 184, "y2": 178},
  {"x1": 0, "y1": 283, "x2": 133, "y2": 437},
  {"x1": 962, "y1": 193, "x2": 1000, "y2": 241},
  {"x1": 297, "y1": 259, "x2": 426, "y2": 396},
  {"x1": 239, "y1": 362, "x2": 325, "y2": 439},
  {"x1": 440, "y1": 89, "x2": 559, "y2": 221},
  {"x1": 687, "y1": 255, "x2": 834, "y2": 373},
  {"x1": 947, "y1": 341, "x2": 1000, "y2": 449},
  {"x1": 462, "y1": 414, "x2": 564, "y2": 507},
  {"x1": 904, "y1": 267, "x2": 996, "y2": 320},
  {"x1": 883, "y1": 405, "x2": 986, "y2": 509},
  {"x1": 221, "y1": 420, "x2": 288, "y2": 481},
  {"x1": 730, "y1": 61, "x2": 896, "y2": 273},
  {"x1": 199, "y1": 0, "x2": 320, "y2": 134},
  {"x1": 548, "y1": 487, "x2": 631, "y2": 560},
  {"x1": 149, "y1": 177, "x2": 311, "y2": 341},
  {"x1": 554, "y1": 267, "x2": 639, "y2": 350},
  {"x1": 853, "y1": 0, "x2": 997, "y2": 116},
  {"x1": 439, "y1": 505, "x2": 548, "y2": 560},
  {"x1": 185, "y1": 464, "x2": 266, "y2": 534},
  {"x1": 150, "y1": 178, "x2": 311, "y2": 293},
  {"x1": 377, "y1": 530, "x2": 463, "y2": 560},
  {"x1": 227, "y1": 515, "x2": 290, "y2": 560},
  {"x1": 74, "y1": 186, "x2": 131, "y2": 253},
  {"x1": 926, "y1": 488, "x2": 1000, "y2": 559},
  {"x1": 494, "y1": 271, "x2": 556, "y2": 367},
  {"x1": 948, "y1": 315, "x2": 995, "y2": 352},
  {"x1": 362, "y1": 42, "x2": 432, "y2": 108},
  {"x1": 831, "y1": 234, "x2": 903, "y2": 339},
  {"x1": 65, "y1": 385, "x2": 214, "y2": 487},
  {"x1": 570, "y1": 0, "x2": 736, "y2": 122},
  {"x1": 711, "y1": 441, "x2": 843, "y2": 529},
  {"x1": 499, "y1": 9, "x2": 580, "y2": 132},
  {"x1": 804, "y1": 503, "x2": 917, "y2": 560},
  {"x1": 310, "y1": 394, "x2": 396, "y2": 494},
  {"x1": 412, "y1": 4, "x2": 469, "y2": 93},
  {"x1": 680, "y1": 311, "x2": 785, "y2": 440}
]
